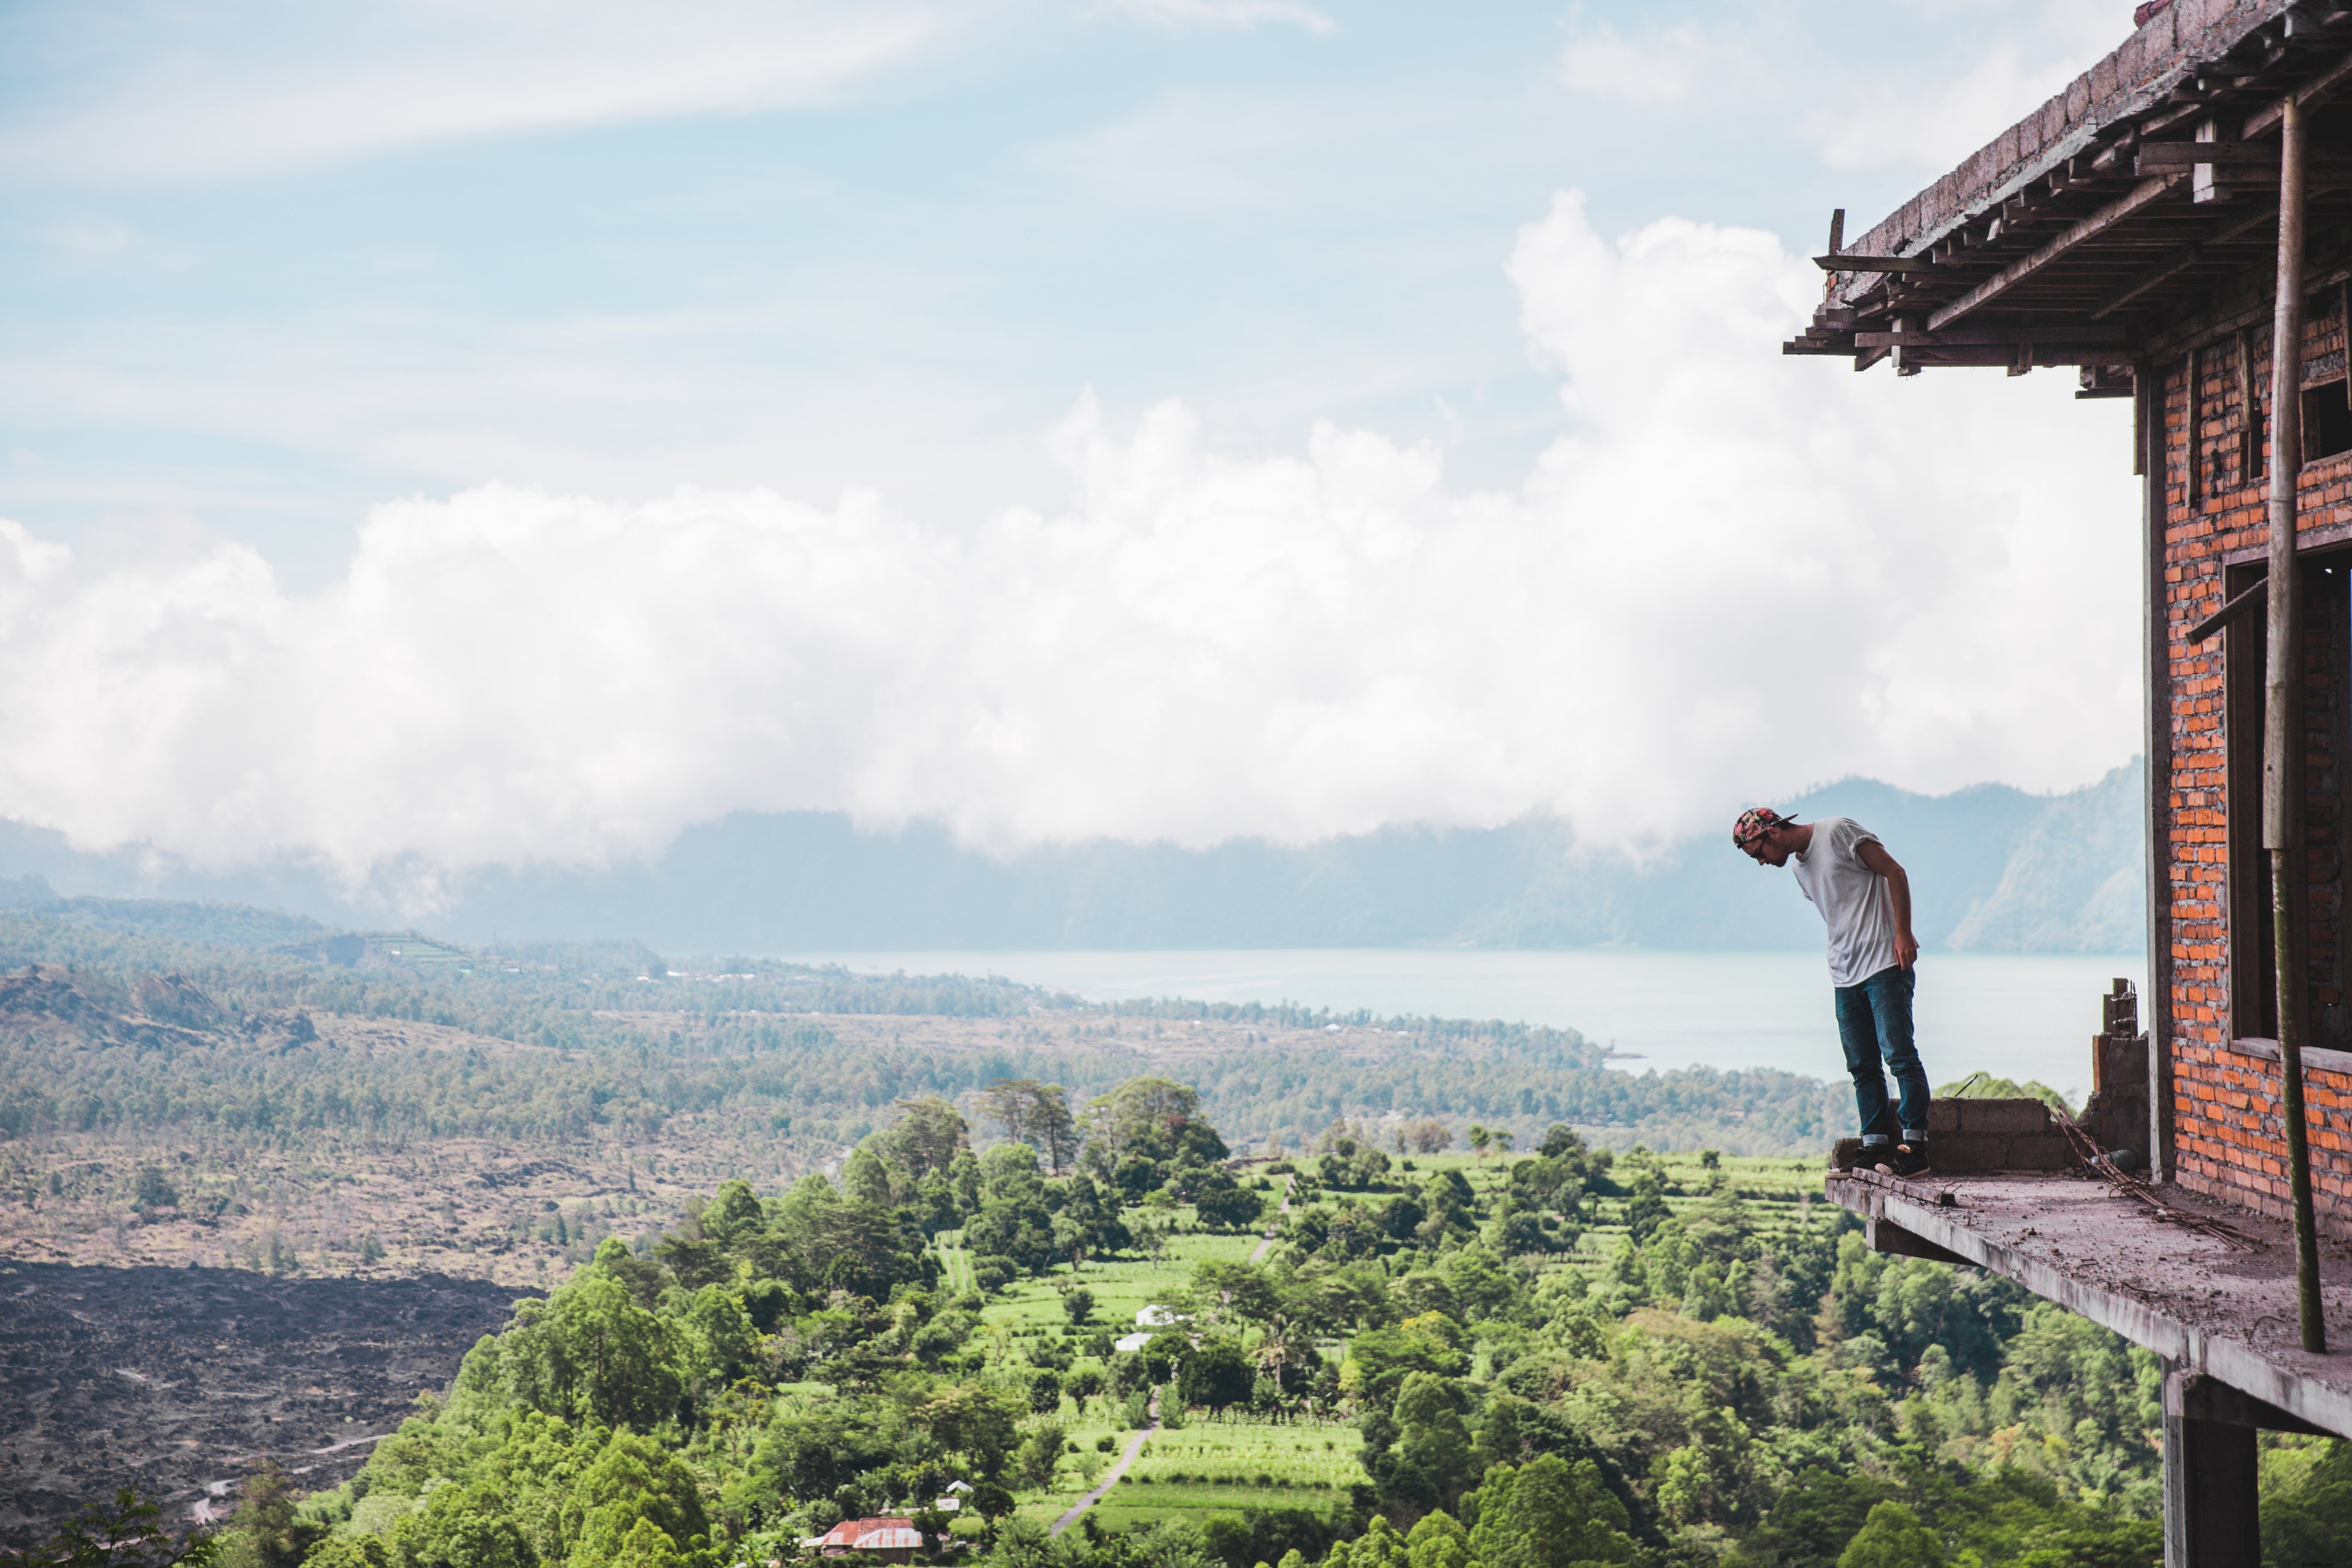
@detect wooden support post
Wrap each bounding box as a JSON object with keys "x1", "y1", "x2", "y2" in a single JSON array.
[
  {"x1": 2264, "y1": 93, "x2": 2326, "y2": 1356},
  {"x1": 2144, "y1": 366, "x2": 2175, "y2": 1181}
]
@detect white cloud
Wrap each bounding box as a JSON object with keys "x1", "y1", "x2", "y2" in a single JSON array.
[
  {"x1": 1553, "y1": 0, "x2": 2130, "y2": 178},
  {"x1": 1558, "y1": 22, "x2": 1704, "y2": 104},
  {"x1": 0, "y1": 0, "x2": 951, "y2": 183},
  {"x1": 1095, "y1": 0, "x2": 1337, "y2": 36},
  {"x1": 0, "y1": 192, "x2": 2139, "y2": 890}
]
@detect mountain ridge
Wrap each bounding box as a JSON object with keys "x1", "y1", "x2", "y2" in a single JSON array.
[{"x1": 0, "y1": 760, "x2": 2145, "y2": 954}]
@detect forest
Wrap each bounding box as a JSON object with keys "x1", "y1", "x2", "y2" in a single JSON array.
[
  {"x1": 36, "y1": 1079, "x2": 2342, "y2": 1568},
  {"x1": 0, "y1": 906, "x2": 1851, "y2": 1167}
]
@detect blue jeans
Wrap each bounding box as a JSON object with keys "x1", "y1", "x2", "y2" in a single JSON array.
[{"x1": 1834, "y1": 963, "x2": 1929, "y2": 1143}]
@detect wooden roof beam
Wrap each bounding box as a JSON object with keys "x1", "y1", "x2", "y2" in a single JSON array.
[
  {"x1": 2243, "y1": 45, "x2": 2352, "y2": 137},
  {"x1": 1852, "y1": 326, "x2": 2131, "y2": 347},
  {"x1": 1928, "y1": 173, "x2": 2187, "y2": 331},
  {"x1": 2089, "y1": 203, "x2": 2282, "y2": 318}
]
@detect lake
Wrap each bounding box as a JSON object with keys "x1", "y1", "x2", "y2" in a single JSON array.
[{"x1": 782, "y1": 948, "x2": 2146, "y2": 1105}]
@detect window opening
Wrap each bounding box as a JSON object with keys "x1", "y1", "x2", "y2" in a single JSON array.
[{"x1": 2304, "y1": 380, "x2": 2352, "y2": 463}]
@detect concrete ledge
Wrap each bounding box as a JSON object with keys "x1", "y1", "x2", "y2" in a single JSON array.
[{"x1": 1826, "y1": 1170, "x2": 2352, "y2": 1440}]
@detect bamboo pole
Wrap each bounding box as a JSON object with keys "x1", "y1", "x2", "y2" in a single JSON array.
[{"x1": 2264, "y1": 93, "x2": 2325, "y2": 1355}]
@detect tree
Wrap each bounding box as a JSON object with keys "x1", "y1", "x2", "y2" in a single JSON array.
[
  {"x1": 1410, "y1": 1121, "x2": 1454, "y2": 1155},
  {"x1": 966, "y1": 1150, "x2": 1060, "y2": 1277},
  {"x1": 1063, "y1": 1287, "x2": 1096, "y2": 1327},
  {"x1": 1029, "y1": 1369, "x2": 1064, "y2": 1414},
  {"x1": 1621, "y1": 1169, "x2": 1671, "y2": 1245},
  {"x1": 1052, "y1": 1175, "x2": 1129, "y2": 1269},
  {"x1": 1382, "y1": 1374, "x2": 1474, "y2": 1509},
  {"x1": 1468, "y1": 1455, "x2": 1636, "y2": 1568},
  {"x1": 1015, "y1": 1421, "x2": 1067, "y2": 1489},
  {"x1": 1192, "y1": 1172, "x2": 1265, "y2": 1232},
  {"x1": 7, "y1": 1489, "x2": 218, "y2": 1568},
  {"x1": 1177, "y1": 1340, "x2": 1255, "y2": 1414},
  {"x1": 215, "y1": 1464, "x2": 319, "y2": 1568},
  {"x1": 843, "y1": 1146, "x2": 895, "y2": 1208},
  {"x1": 1193, "y1": 1261, "x2": 1278, "y2": 1323},
  {"x1": 1404, "y1": 1512, "x2": 1471, "y2": 1568},
  {"x1": 916, "y1": 1385, "x2": 1026, "y2": 1482},
  {"x1": 1067, "y1": 1366, "x2": 1106, "y2": 1413},
  {"x1": 880, "y1": 1095, "x2": 969, "y2": 1177},
  {"x1": 1083, "y1": 1078, "x2": 1227, "y2": 1171},
  {"x1": 911, "y1": 1508, "x2": 953, "y2": 1556},
  {"x1": 981, "y1": 1082, "x2": 1078, "y2": 1173},
  {"x1": 494, "y1": 1271, "x2": 682, "y2": 1431},
  {"x1": 1327, "y1": 1517, "x2": 1409, "y2": 1568},
  {"x1": 567, "y1": 1430, "x2": 711, "y2": 1568},
  {"x1": 1837, "y1": 1504, "x2": 1943, "y2": 1568},
  {"x1": 981, "y1": 1080, "x2": 1042, "y2": 1148},
  {"x1": 388, "y1": 1486, "x2": 532, "y2": 1568},
  {"x1": 1468, "y1": 1126, "x2": 1491, "y2": 1159}
]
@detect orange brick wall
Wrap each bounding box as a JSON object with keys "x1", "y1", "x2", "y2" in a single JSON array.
[
  {"x1": 2165, "y1": 295, "x2": 2352, "y2": 1228},
  {"x1": 2172, "y1": 1040, "x2": 2352, "y2": 1234}
]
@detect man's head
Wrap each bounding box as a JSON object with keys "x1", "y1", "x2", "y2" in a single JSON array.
[{"x1": 1732, "y1": 806, "x2": 1805, "y2": 867}]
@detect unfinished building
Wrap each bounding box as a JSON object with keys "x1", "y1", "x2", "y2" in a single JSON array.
[{"x1": 1792, "y1": 2, "x2": 2352, "y2": 1562}]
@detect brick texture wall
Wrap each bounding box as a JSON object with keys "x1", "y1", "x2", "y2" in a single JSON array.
[
  {"x1": 2166, "y1": 298, "x2": 2352, "y2": 1229},
  {"x1": 2174, "y1": 1041, "x2": 2352, "y2": 1231}
]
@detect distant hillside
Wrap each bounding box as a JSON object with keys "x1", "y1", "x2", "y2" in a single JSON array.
[{"x1": 0, "y1": 761, "x2": 2144, "y2": 953}]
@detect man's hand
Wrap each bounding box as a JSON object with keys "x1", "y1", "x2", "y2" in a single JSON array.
[{"x1": 1857, "y1": 838, "x2": 1919, "y2": 970}]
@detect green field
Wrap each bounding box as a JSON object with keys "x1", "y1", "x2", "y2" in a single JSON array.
[{"x1": 949, "y1": 1148, "x2": 1827, "y2": 1536}]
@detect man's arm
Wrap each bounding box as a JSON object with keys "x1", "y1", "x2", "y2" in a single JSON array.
[{"x1": 1856, "y1": 839, "x2": 1918, "y2": 968}]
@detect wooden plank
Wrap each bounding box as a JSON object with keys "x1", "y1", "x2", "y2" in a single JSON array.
[
  {"x1": 1813, "y1": 254, "x2": 1939, "y2": 273},
  {"x1": 2141, "y1": 153, "x2": 2352, "y2": 183},
  {"x1": 1853, "y1": 326, "x2": 2130, "y2": 347},
  {"x1": 2189, "y1": 578, "x2": 2266, "y2": 644},
  {"x1": 2138, "y1": 141, "x2": 2280, "y2": 169},
  {"x1": 1928, "y1": 174, "x2": 2187, "y2": 331}
]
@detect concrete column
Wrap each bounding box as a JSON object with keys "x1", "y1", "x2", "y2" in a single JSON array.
[{"x1": 2163, "y1": 1400, "x2": 2260, "y2": 1568}]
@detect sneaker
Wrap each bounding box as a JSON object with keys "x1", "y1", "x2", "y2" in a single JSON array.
[{"x1": 1885, "y1": 1143, "x2": 1930, "y2": 1179}]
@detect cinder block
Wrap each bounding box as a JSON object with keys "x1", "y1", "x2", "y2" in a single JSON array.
[
  {"x1": 2003, "y1": 1135, "x2": 2079, "y2": 1171},
  {"x1": 1927, "y1": 1136, "x2": 2004, "y2": 1173},
  {"x1": 1932, "y1": 1098, "x2": 2054, "y2": 1135}
]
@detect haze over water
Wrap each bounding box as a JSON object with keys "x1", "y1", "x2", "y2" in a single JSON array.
[{"x1": 784, "y1": 949, "x2": 2143, "y2": 1107}]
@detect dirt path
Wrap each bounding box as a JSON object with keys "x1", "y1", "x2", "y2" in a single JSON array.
[
  {"x1": 1247, "y1": 1174, "x2": 1295, "y2": 1265},
  {"x1": 1049, "y1": 1390, "x2": 1159, "y2": 1537}
]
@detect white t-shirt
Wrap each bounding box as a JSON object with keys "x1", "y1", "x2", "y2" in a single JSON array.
[{"x1": 1788, "y1": 817, "x2": 1901, "y2": 988}]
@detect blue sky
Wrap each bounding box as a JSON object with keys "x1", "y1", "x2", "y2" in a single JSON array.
[{"x1": 0, "y1": 1, "x2": 2149, "y2": 887}]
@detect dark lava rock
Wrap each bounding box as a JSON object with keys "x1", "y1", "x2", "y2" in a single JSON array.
[{"x1": 0, "y1": 1262, "x2": 536, "y2": 1544}]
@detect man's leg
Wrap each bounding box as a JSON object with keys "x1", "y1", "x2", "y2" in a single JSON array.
[
  {"x1": 1867, "y1": 965, "x2": 1932, "y2": 1160},
  {"x1": 1835, "y1": 981, "x2": 1896, "y2": 1146}
]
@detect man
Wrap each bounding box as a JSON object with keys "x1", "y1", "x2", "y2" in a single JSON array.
[{"x1": 1733, "y1": 806, "x2": 1930, "y2": 1177}]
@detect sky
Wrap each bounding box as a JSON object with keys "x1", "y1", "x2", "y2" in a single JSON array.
[{"x1": 0, "y1": 0, "x2": 2149, "y2": 893}]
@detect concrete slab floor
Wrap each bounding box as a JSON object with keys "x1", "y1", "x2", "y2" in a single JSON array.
[{"x1": 1826, "y1": 1168, "x2": 2352, "y2": 1435}]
